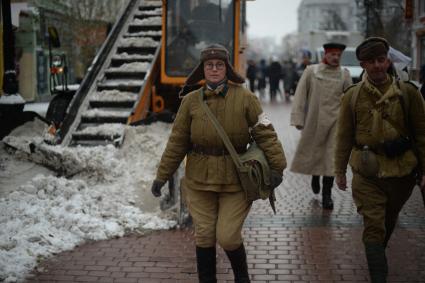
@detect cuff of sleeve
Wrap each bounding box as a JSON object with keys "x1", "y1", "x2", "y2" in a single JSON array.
[
  {"x1": 155, "y1": 174, "x2": 167, "y2": 183},
  {"x1": 290, "y1": 113, "x2": 304, "y2": 127}
]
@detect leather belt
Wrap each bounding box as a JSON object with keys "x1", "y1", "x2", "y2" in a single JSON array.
[{"x1": 191, "y1": 144, "x2": 247, "y2": 156}]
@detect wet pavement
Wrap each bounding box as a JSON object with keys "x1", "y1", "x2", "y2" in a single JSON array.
[{"x1": 27, "y1": 96, "x2": 425, "y2": 282}]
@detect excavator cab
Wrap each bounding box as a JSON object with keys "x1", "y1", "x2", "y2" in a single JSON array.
[{"x1": 161, "y1": 0, "x2": 241, "y2": 84}]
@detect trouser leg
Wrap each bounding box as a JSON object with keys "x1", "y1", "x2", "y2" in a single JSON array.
[
  {"x1": 196, "y1": 246, "x2": 217, "y2": 283},
  {"x1": 216, "y1": 190, "x2": 251, "y2": 282},
  {"x1": 382, "y1": 175, "x2": 415, "y2": 247},
  {"x1": 311, "y1": 175, "x2": 320, "y2": 194},
  {"x1": 364, "y1": 243, "x2": 388, "y2": 283},
  {"x1": 225, "y1": 244, "x2": 250, "y2": 283},
  {"x1": 352, "y1": 173, "x2": 415, "y2": 282},
  {"x1": 322, "y1": 176, "x2": 334, "y2": 209}
]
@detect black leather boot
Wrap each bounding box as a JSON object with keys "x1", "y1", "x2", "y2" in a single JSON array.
[
  {"x1": 365, "y1": 243, "x2": 388, "y2": 283},
  {"x1": 225, "y1": 244, "x2": 250, "y2": 283},
  {"x1": 311, "y1": 175, "x2": 320, "y2": 194},
  {"x1": 322, "y1": 176, "x2": 334, "y2": 209},
  {"x1": 196, "y1": 246, "x2": 217, "y2": 283}
]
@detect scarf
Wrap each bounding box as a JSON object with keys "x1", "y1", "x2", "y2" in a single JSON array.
[
  {"x1": 204, "y1": 80, "x2": 228, "y2": 97},
  {"x1": 363, "y1": 74, "x2": 401, "y2": 143}
]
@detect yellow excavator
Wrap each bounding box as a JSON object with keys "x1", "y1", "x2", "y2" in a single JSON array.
[
  {"x1": 1, "y1": 0, "x2": 249, "y2": 144},
  {"x1": 56, "y1": 0, "x2": 249, "y2": 146}
]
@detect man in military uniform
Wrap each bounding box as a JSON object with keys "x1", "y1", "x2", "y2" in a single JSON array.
[
  {"x1": 151, "y1": 44, "x2": 286, "y2": 283},
  {"x1": 291, "y1": 42, "x2": 352, "y2": 209},
  {"x1": 334, "y1": 37, "x2": 425, "y2": 283}
]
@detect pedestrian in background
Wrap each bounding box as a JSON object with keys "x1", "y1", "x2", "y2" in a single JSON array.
[
  {"x1": 334, "y1": 37, "x2": 425, "y2": 282},
  {"x1": 268, "y1": 56, "x2": 282, "y2": 102},
  {"x1": 257, "y1": 59, "x2": 267, "y2": 99},
  {"x1": 246, "y1": 59, "x2": 257, "y2": 93},
  {"x1": 151, "y1": 44, "x2": 286, "y2": 283},
  {"x1": 290, "y1": 42, "x2": 352, "y2": 209},
  {"x1": 282, "y1": 60, "x2": 297, "y2": 100}
]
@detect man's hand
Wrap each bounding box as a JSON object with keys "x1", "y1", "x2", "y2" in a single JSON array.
[
  {"x1": 151, "y1": 179, "x2": 166, "y2": 197},
  {"x1": 295, "y1": 125, "x2": 303, "y2": 130},
  {"x1": 336, "y1": 174, "x2": 347, "y2": 191}
]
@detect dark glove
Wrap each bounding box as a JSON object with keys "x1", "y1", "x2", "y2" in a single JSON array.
[
  {"x1": 270, "y1": 170, "x2": 283, "y2": 189},
  {"x1": 151, "y1": 179, "x2": 166, "y2": 197}
]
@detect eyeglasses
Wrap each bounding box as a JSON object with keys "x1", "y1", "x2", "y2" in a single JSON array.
[{"x1": 204, "y1": 62, "x2": 226, "y2": 70}]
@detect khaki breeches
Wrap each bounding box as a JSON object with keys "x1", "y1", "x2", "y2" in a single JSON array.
[
  {"x1": 182, "y1": 181, "x2": 252, "y2": 251},
  {"x1": 352, "y1": 173, "x2": 415, "y2": 245}
]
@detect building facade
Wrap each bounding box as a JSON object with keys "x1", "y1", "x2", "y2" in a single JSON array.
[
  {"x1": 298, "y1": 0, "x2": 360, "y2": 33},
  {"x1": 296, "y1": 0, "x2": 363, "y2": 59}
]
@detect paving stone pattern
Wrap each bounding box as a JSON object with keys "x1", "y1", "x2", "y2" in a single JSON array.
[{"x1": 28, "y1": 100, "x2": 425, "y2": 282}]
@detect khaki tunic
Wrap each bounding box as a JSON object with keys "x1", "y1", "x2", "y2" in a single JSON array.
[
  {"x1": 334, "y1": 79, "x2": 425, "y2": 177},
  {"x1": 156, "y1": 83, "x2": 287, "y2": 189},
  {"x1": 290, "y1": 63, "x2": 352, "y2": 176},
  {"x1": 155, "y1": 83, "x2": 286, "y2": 249}
]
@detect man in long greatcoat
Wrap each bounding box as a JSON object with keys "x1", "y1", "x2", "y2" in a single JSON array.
[{"x1": 290, "y1": 42, "x2": 352, "y2": 209}]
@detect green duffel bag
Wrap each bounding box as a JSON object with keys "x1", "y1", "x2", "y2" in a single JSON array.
[{"x1": 238, "y1": 142, "x2": 272, "y2": 201}]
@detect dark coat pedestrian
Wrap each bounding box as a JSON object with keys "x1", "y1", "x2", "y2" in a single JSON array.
[
  {"x1": 246, "y1": 60, "x2": 257, "y2": 93},
  {"x1": 257, "y1": 59, "x2": 267, "y2": 98},
  {"x1": 268, "y1": 57, "x2": 282, "y2": 102},
  {"x1": 282, "y1": 60, "x2": 297, "y2": 96}
]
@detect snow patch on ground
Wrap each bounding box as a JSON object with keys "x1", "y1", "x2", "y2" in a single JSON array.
[
  {"x1": 74, "y1": 123, "x2": 126, "y2": 136},
  {"x1": 132, "y1": 17, "x2": 162, "y2": 26},
  {"x1": 119, "y1": 37, "x2": 159, "y2": 48},
  {"x1": 107, "y1": 62, "x2": 151, "y2": 72},
  {"x1": 112, "y1": 52, "x2": 155, "y2": 60},
  {"x1": 0, "y1": 122, "x2": 175, "y2": 282},
  {"x1": 82, "y1": 108, "x2": 131, "y2": 118},
  {"x1": 90, "y1": 90, "x2": 138, "y2": 102},
  {"x1": 135, "y1": 7, "x2": 162, "y2": 16}
]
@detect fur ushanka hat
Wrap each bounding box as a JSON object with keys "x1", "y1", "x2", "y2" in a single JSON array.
[{"x1": 184, "y1": 44, "x2": 245, "y2": 86}]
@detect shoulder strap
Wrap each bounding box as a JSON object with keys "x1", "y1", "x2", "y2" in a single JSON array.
[
  {"x1": 198, "y1": 89, "x2": 243, "y2": 169},
  {"x1": 398, "y1": 81, "x2": 410, "y2": 119},
  {"x1": 350, "y1": 81, "x2": 364, "y2": 127},
  {"x1": 397, "y1": 81, "x2": 413, "y2": 138}
]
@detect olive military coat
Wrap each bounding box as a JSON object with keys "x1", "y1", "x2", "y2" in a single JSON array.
[
  {"x1": 156, "y1": 83, "x2": 287, "y2": 191},
  {"x1": 334, "y1": 77, "x2": 425, "y2": 178}
]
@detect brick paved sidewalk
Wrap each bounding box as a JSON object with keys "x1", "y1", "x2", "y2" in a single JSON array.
[{"x1": 27, "y1": 101, "x2": 425, "y2": 282}]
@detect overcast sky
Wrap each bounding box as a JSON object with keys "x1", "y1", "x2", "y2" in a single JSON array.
[{"x1": 246, "y1": 0, "x2": 302, "y2": 43}]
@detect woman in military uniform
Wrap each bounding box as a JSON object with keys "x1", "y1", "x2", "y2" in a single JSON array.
[{"x1": 150, "y1": 44, "x2": 286, "y2": 283}]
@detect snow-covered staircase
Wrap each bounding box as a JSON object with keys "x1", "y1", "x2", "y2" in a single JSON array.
[{"x1": 62, "y1": 0, "x2": 162, "y2": 146}]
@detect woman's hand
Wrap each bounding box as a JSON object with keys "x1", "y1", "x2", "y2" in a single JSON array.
[{"x1": 151, "y1": 180, "x2": 166, "y2": 197}]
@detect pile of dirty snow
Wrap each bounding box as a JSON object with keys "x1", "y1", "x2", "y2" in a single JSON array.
[{"x1": 0, "y1": 122, "x2": 176, "y2": 282}]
